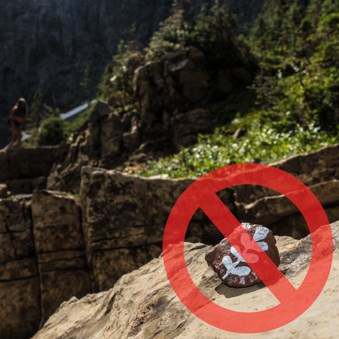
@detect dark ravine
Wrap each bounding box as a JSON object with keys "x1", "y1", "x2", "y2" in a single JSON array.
[{"x1": 0, "y1": 0, "x2": 264, "y2": 147}]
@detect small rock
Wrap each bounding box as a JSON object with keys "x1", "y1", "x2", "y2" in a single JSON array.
[{"x1": 205, "y1": 223, "x2": 280, "y2": 287}]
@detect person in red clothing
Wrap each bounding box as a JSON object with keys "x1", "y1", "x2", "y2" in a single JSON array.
[{"x1": 7, "y1": 97, "x2": 28, "y2": 151}]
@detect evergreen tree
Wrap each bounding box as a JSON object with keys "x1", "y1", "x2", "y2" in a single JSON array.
[
  {"x1": 30, "y1": 88, "x2": 43, "y2": 129},
  {"x1": 250, "y1": 0, "x2": 339, "y2": 129},
  {"x1": 81, "y1": 64, "x2": 94, "y2": 103}
]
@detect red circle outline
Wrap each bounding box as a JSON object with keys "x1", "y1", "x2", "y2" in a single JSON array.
[{"x1": 162, "y1": 164, "x2": 333, "y2": 333}]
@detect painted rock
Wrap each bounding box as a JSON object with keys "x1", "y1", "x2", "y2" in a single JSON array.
[{"x1": 205, "y1": 223, "x2": 280, "y2": 288}]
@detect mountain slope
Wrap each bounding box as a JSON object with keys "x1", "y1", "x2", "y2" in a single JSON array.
[{"x1": 0, "y1": 0, "x2": 263, "y2": 147}]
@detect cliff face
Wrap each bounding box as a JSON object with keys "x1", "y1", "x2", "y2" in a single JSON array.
[
  {"x1": 0, "y1": 0, "x2": 263, "y2": 147},
  {"x1": 1, "y1": 144, "x2": 339, "y2": 338},
  {"x1": 0, "y1": 0, "x2": 173, "y2": 146},
  {"x1": 0, "y1": 0, "x2": 172, "y2": 107}
]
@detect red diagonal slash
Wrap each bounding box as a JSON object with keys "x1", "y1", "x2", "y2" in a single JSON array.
[
  {"x1": 162, "y1": 163, "x2": 333, "y2": 333},
  {"x1": 198, "y1": 191, "x2": 297, "y2": 301}
]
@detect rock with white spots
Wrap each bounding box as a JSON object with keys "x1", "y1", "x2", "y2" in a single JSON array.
[{"x1": 205, "y1": 223, "x2": 280, "y2": 287}]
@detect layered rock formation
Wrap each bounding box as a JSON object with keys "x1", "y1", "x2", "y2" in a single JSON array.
[
  {"x1": 0, "y1": 176, "x2": 227, "y2": 338},
  {"x1": 0, "y1": 195, "x2": 39, "y2": 339},
  {"x1": 234, "y1": 144, "x2": 339, "y2": 238},
  {"x1": 33, "y1": 221, "x2": 339, "y2": 339},
  {"x1": 31, "y1": 191, "x2": 91, "y2": 324},
  {"x1": 0, "y1": 192, "x2": 91, "y2": 339},
  {"x1": 1, "y1": 144, "x2": 338, "y2": 338},
  {"x1": 80, "y1": 167, "x2": 230, "y2": 291}
]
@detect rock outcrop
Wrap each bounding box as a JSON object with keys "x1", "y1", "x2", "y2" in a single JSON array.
[
  {"x1": 49, "y1": 143, "x2": 339, "y2": 236},
  {"x1": 31, "y1": 191, "x2": 92, "y2": 324},
  {"x1": 133, "y1": 45, "x2": 256, "y2": 147},
  {"x1": 234, "y1": 144, "x2": 339, "y2": 238},
  {"x1": 33, "y1": 221, "x2": 339, "y2": 339},
  {"x1": 0, "y1": 195, "x2": 40, "y2": 339},
  {"x1": 46, "y1": 101, "x2": 132, "y2": 193},
  {"x1": 0, "y1": 191, "x2": 92, "y2": 339},
  {"x1": 0, "y1": 177, "x2": 229, "y2": 338},
  {"x1": 80, "y1": 167, "x2": 231, "y2": 291},
  {"x1": 0, "y1": 146, "x2": 60, "y2": 195},
  {"x1": 1, "y1": 144, "x2": 338, "y2": 338}
]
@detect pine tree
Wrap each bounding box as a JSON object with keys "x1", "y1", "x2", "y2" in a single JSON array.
[{"x1": 30, "y1": 88, "x2": 43, "y2": 129}]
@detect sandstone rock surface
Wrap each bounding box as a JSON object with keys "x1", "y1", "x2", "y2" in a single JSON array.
[
  {"x1": 33, "y1": 221, "x2": 339, "y2": 339},
  {"x1": 32, "y1": 190, "x2": 92, "y2": 323}
]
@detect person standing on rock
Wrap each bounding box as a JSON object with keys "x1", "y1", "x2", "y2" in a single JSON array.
[{"x1": 6, "y1": 97, "x2": 28, "y2": 151}]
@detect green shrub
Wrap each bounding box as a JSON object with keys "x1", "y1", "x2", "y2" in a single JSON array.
[
  {"x1": 99, "y1": 41, "x2": 144, "y2": 102},
  {"x1": 143, "y1": 117, "x2": 339, "y2": 178},
  {"x1": 145, "y1": 6, "x2": 189, "y2": 61},
  {"x1": 146, "y1": 2, "x2": 255, "y2": 69},
  {"x1": 64, "y1": 105, "x2": 94, "y2": 137},
  {"x1": 37, "y1": 116, "x2": 66, "y2": 146},
  {"x1": 250, "y1": 0, "x2": 339, "y2": 129}
]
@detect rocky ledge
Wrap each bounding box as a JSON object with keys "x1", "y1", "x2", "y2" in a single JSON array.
[
  {"x1": 1, "y1": 144, "x2": 339, "y2": 338},
  {"x1": 33, "y1": 221, "x2": 339, "y2": 339},
  {"x1": 0, "y1": 146, "x2": 60, "y2": 195}
]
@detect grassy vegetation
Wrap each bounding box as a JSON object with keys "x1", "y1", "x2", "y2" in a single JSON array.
[
  {"x1": 141, "y1": 0, "x2": 339, "y2": 178},
  {"x1": 24, "y1": 104, "x2": 94, "y2": 147},
  {"x1": 64, "y1": 105, "x2": 94, "y2": 136},
  {"x1": 143, "y1": 116, "x2": 338, "y2": 178}
]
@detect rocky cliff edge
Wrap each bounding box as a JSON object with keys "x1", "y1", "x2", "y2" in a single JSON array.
[{"x1": 33, "y1": 221, "x2": 339, "y2": 339}]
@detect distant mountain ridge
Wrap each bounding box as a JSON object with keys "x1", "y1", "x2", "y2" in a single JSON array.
[{"x1": 0, "y1": 0, "x2": 263, "y2": 147}]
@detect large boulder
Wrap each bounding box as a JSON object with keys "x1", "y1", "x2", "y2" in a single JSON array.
[
  {"x1": 47, "y1": 101, "x2": 130, "y2": 192},
  {"x1": 80, "y1": 167, "x2": 233, "y2": 291},
  {"x1": 33, "y1": 221, "x2": 339, "y2": 339},
  {"x1": 133, "y1": 47, "x2": 254, "y2": 143}
]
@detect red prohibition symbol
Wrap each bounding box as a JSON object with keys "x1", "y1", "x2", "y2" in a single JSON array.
[{"x1": 162, "y1": 163, "x2": 333, "y2": 333}]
